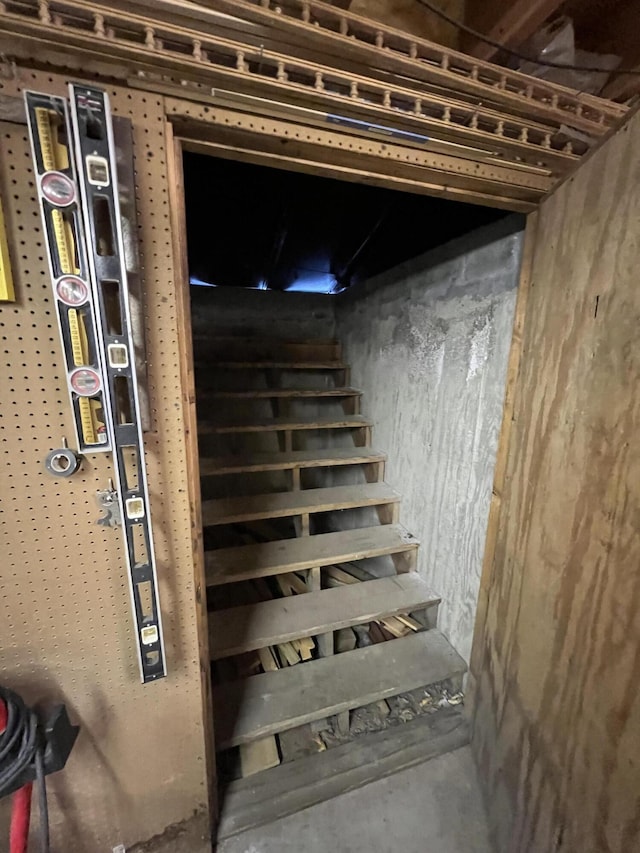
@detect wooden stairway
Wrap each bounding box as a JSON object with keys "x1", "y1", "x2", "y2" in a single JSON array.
[{"x1": 195, "y1": 334, "x2": 465, "y2": 770}]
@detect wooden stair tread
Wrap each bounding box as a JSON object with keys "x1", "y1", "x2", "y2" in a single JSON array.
[
  {"x1": 218, "y1": 708, "x2": 468, "y2": 838},
  {"x1": 193, "y1": 335, "x2": 340, "y2": 345},
  {"x1": 198, "y1": 360, "x2": 347, "y2": 369},
  {"x1": 205, "y1": 524, "x2": 419, "y2": 586},
  {"x1": 201, "y1": 387, "x2": 362, "y2": 399},
  {"x1": 199, "y1": 414, "x2": 371, "y2": 434},
  {"x1": 199, "y1": 447, "x2": 386, "y2": 476},
  {"x1": 213, "y1": 629, "x2": 466, "y2": 749},
  {"x1": 209, "y1": 573, "x2": 440, "y2": 659},
  {"x1": 202, "y1": 483, "x2": 399, "y2": 526}
]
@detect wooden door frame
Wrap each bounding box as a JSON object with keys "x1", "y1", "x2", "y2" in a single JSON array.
[
  {"x1": 164, "y1": 103, "x2": 540, "y2": 828},
  {"x1": 165, "y1": 121, "x2": 219, "y2": 829}
]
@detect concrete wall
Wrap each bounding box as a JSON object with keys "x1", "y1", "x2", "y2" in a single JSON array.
[
  {"x1": 336, "y1": 217, "x2": 524, "y2": 662},
  {"x1": 190, "y1": 286, "x2": 336, "y2": 339}
]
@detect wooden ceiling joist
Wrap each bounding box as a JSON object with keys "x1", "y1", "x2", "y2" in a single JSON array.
[{"x1": 463, "y1": 0, "x2": 565, "y2": 62}]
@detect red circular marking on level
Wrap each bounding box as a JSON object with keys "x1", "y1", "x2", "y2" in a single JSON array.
[
  {"x1": 56, "y1": 276, "x2": 89, "y2": 306},
  {"x1": 41, "y1": 170, "x2": 76, "y2": 207},
  {"x1": 69, "y1": 367, "x2": 102, "y2": 396}
]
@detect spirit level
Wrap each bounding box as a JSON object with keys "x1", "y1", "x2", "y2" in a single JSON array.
[
  {"x1": 0, "y1": 193, "x2": 15, "y2": 302},
  {"x1": 25, "y1": 93, "x2": 110, "y2": 452},
  {"x1": 68, "y1": 83, "x2": 166, "y2": 682},
  {"x1": 25, "y1": 86, "x2": 166, "y2": 683}
]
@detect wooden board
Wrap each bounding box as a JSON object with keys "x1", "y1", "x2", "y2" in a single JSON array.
[
  {"x1": 218, "y1": 706, "x2": 469, "y2": 839},
  {"x1": 214, "y1": 630, "x2": 465, "y2": 748},
  {"x1": 165, "y1": 125, "x2": 218, "y2": 820},
  {"x1": 200, "y1": 387, "x2": 361, "y2": 399},
  {"x1": 199, "y1": 414, "x2": 371, "y2": 434},
  {"x1": 239, "y1": 737, "x2": 280, "y2": 777},
  {"x1": 205, "y1": 524, "x2": 419, "y2": 586},
  {"x1": 199, "y1": 447, "x2": 385, "y2": 476},
  {"x1": 471, "y1": 110, "x2": 640, "y2": 852},
  {"x1": 201, "y1": 483, "x2": 399, "y2": 525},
  {"x1": 469, "y1": 212, "x2": 538, "y2": 698},
  {"x1": 463, "y1": 0, "x2": 563, "y2": 60},
  {"x1": 192, "y1": 335, "x2": 341, "y2": 363},
  {"x1": 198, "y1": 360, "x2": 346, "y2": 369},
  {"x1": 209, "y1": 573, "x2": 440, "y2": 659}
]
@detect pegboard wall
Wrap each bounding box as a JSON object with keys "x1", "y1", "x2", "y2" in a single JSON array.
[{"x1": 0, "y1": 69, "x2": 208, "y2": 850}]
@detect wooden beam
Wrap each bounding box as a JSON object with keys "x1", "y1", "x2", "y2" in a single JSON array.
[
  {"x1": 180, "y1": 137, "x2": 539, "y2": 214},
  {"x1": 205, "y1": 525, "x2": 419, "y2": 587},
  {"x1": 214, "y1": 630, "x2": 465, "y2": 749},
  {"x1": 165, "y1": 126, "x2": 218, "y2": 825},
  {"x1": 218, "y1": 708, "x2": 468, "y2": 839},
  {"x1": 602, "y1": 65, "x2": 640, "y2": 103},
  {"x1": 464, "y1": 0, "x2": 564, "y2": 61},
  {"x1": 209, "y1": 574, "x2": 439, "y2": 660},
  {"x1": 239, "y1": 737, "x2": 280, "y2": 777},
  {"x1": 468, "y1": 211, "x2": 538, "y2": 705}
]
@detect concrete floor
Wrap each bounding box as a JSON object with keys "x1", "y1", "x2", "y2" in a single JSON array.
[{"x1": 216, "y1": 746, "x2": 493, "y2": 853}]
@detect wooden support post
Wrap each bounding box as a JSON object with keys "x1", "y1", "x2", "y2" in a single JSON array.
[
  {"x1": 353, "y1": 425, "x2": 371, "y2": 448},
  {"x1": 284, "y1": 429, "x2": 293, "y2": 453},
  {"x1": 376, "y1": 502, "x2": 399, "y2": 525},
  {"x1": 332, "y1": 709, "x2": 351, "y2": 738},
  {"x1": 364, "y1": 459, "x2": 385, "y2": 483},
  {"x1": 291, "y1": 466, "x2": 301, "y2": 491},
  {"x1": 308, "y1": 565, "x2": 334, "y2": 658},
  {"x1": 166, "y1": 124, "x2": 217, "y2": 825},
  {"x1": 342, "y1": 394, "x2": 359, "y2": 416},
  {"x1": 393, "y1": 547, "x2": 417, "y2": 574}
]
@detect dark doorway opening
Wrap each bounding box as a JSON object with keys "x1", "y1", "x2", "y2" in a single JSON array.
[{"x1": 183, "y1": 152, "x2": 511, "y2": 295}]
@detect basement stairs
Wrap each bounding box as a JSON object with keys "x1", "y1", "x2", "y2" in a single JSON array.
[{"x1": 195, "y1": 334, "x2": 466, "y2": 788}]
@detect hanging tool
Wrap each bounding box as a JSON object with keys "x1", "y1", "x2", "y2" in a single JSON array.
[
  {"x1": 68, "y1": 83, "x2": 166, "y2": 682},
  {"x1": 0, "y1": 192, "x2": 15, "y2": 302},
  {"x1": 44, "y1": 438, "x2": 82, "y2": 478},
  {"x1": 25, "y1": 85, "x2": 166, "y2": 683},
  {"x1": 25, "y1": 94, "x2": 109, "y2": 453}
]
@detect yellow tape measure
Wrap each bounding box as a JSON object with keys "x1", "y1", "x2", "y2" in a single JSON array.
[
  {"x1": 79, "y1": 398, "x2": 98, "y2": 446},
  {"x1": 68, "y1": 308, "x2": 104, "y2": 445},
  {"x1": 68, "y1": 308, "x2": 89, "y2": 366},
  {"x1": 35, "y1": 107, "x2": 69, "y2": 172},
  {"x1": 36, "y1": 108, "x2": 78, "y2": 275},
  {"x1": 50, "y1": 208, "x2": 78, "y2": 276},
  {"x1": 0, "y1": 194, "x2": 15, "y2": 302}
]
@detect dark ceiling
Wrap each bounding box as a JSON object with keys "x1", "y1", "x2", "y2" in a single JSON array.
[{"x1": 183, "y1": 152, "x2": 509, "y2": 294}]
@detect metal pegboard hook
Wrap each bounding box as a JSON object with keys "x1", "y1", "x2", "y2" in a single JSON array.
[{"x1": 96, "y1": 479, "x2": 121, "y2": 527}]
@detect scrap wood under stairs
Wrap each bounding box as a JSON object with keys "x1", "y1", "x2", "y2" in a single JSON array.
[{"x1": 196, "y1": 335, "x2": 466, "y2": 773}]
